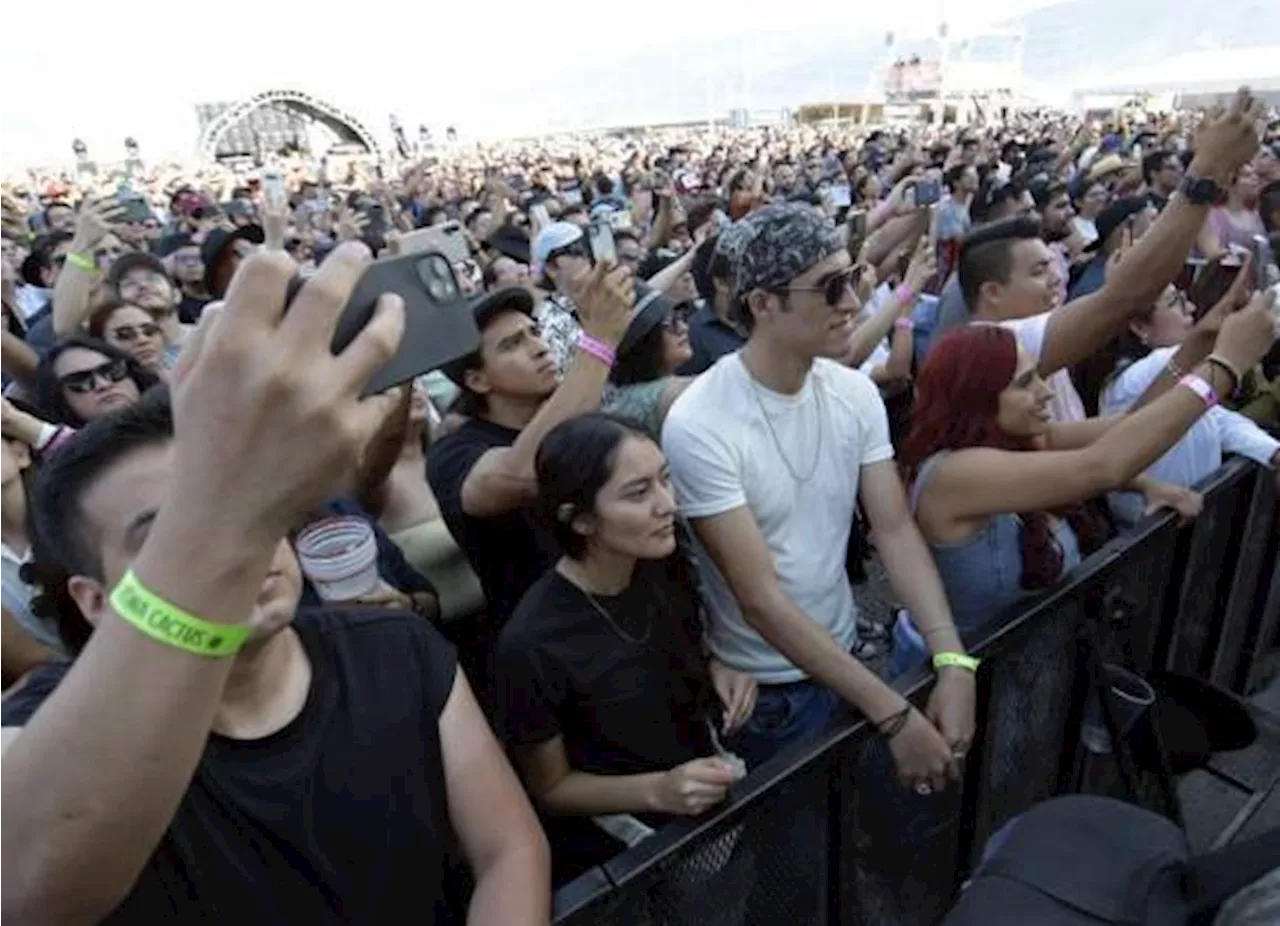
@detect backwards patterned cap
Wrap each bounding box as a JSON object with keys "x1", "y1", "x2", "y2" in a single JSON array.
[{"x1": 716, "y1": 201, "x2": 845, "y2": 304}]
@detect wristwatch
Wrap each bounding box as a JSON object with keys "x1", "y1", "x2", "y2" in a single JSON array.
[{"x1": 1178, "y1": 174, "x2": 1222, "y2": 205}]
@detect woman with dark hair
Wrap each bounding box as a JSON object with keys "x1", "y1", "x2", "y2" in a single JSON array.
[
  {"x1": 34, "y1": 335, "x2": 158, "y2": 427},
  {"x1": 1091, "y1": 284, "x2": 1279, "y2": 527},
  {"x1": 86, "y1": 298, "x2": 170, "y2": 374},
  {"x1": 602, "y1": 287, "x2": 694, "y2": 438},
  {"x1": 1198, "y1": 164, "x2": 1266, "y2": 259},
  {"x1": 496, "y1": 413, "x2": 753, "y2": 880},
  {"x1": 890, "y1": 303, "x2": 1276, "y2": 673}
]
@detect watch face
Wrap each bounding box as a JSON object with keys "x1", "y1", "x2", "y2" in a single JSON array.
[{"x1": 1182, "y1": 175, "x2": 1219, "y2": 203}]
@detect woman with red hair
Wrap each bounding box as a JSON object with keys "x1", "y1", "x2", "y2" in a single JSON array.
[{"x1": 890, "y1": 300, "x2": 1277, "y2": 674}]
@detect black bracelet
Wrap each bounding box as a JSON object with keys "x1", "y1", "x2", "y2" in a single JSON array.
[{"x1": 874, "y1": 704, "x2": 912, "y2": 740}]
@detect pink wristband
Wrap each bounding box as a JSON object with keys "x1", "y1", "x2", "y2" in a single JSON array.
[
  {"x1": 576, "y1": 333, "x2": 616, "y2": 368},
  {"x1": 893, "y1": 282, "x2": 916, "y2": 305},
  {"x1": 1179, "y1": 374, "x2": 1218, "y2": 409},
  {"x1": 894, "y1": 316, "x2": 915, "y2": 332}
]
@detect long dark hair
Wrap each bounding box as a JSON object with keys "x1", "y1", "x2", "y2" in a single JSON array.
[
  {"x1": 903, "y1": 326, "x2": 1108, "y2": 589},
  {"x1": 34, "y1": 335, "x2": 160, "y2": 427},
  {"x1": 534, "y1": 412, "x2": 712, "y2": 709},
  {"x1": 534, "y1": 412, "x2": 703, "y2": 606}
]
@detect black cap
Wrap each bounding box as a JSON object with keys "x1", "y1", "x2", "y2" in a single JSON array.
[
  {"x1": 200, "y1": 224, "x2": 265, "y2": 296},
  {"x1": 616, "y1": 284, "x2": 677, "y2": 361},
  {"x1": 106, "y1": 250, "x2": 170, "y2": 290},
  {"x1": 438, "y1": 287, "x2": 536, "y2": 386},
  {"x1": 1087, "y1": 197, "x2": 1150, "y2": 252}
]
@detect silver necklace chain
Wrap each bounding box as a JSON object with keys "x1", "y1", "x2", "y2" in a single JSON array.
[
  {"x1": 576, "y1": 583, "x2": 653, "y2": 645},
  {"x1": 746, "y1": 368, "x2": 826, "y2": 484}
]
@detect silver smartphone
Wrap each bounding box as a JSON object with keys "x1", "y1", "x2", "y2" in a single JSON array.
[{"x1": 587, "y1": 220, "x2": 616, "y2": 264}]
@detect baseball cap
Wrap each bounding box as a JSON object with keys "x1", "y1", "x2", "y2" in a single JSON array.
[
  {"x1": 107, "y1": 251, "x2": 171, "y2": 290},
  {"x1": 716, "y1": 201, "x2": 844, "y2": 303},
  {"x1": 438, "y1": 287, "x2": 537, "y2": 387},
  {"x1": 532, "y1": 222, "x2": 584, "y2": 267},
  {"x1": 1087, "y1": 197, "x2": 1150, "y2": 252}
]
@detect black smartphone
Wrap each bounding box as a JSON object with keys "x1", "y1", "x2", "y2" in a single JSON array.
[{"x1": 286, "y1": 251, "x2": 480, "y2": 396}]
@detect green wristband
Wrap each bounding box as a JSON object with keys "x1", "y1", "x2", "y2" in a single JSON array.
[
  {"x1": 933, "y1": 652, "x2": 980, "y2": 673},
  {"x1": 109, "y1": 569, "x2": 248, "y2": 658}
]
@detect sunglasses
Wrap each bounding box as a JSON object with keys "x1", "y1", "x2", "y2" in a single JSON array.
[
  {"x1": 546, "y1": 241, "x2": 588, "y2": 263},
  {"x1": 59, "y1": 357, "x2": 129, "y2": 394},
  {"x1": 786, "y1": 265, "x2": 864, "y2": 307},
  {"x1": 109, "y1": 322, "x2": 161, "y2": 342}
]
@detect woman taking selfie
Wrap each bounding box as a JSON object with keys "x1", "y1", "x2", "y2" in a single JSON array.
[
  {"x1": 891, "y1": 296, "x2": 1278, "y2": 673},
  {"x1": 496, "y1": 413, "x2": 753, "y2": 881}
]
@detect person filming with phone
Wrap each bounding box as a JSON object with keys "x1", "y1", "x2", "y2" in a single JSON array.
[
  {"x1": 426, "y1": 252, "x2": 634, "y2": 695},
  {"x1": 1, "y1": 243, "x2": 551, "y2": 924}
]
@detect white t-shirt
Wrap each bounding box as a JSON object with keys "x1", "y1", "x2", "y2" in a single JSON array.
[
  {"x1": 998, "y1": 311, "x2": 1087, "y2": 423},
  {"x1": 661, "y1": 353, "x2": 894, "y2": 683}
]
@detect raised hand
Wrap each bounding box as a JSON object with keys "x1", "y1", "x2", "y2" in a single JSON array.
[
  {"x1": 168, "y1": 243, "x2": 404, "y2": 544},
  {"x1": 70, "y1": 197, "x2": 129, "y2": 254},
  {"x1": 1189, "y1": 87, "x2": 1265, "y2": 182},
  {"x1": 565, "y1": 259, "x2": 634, "y2": 348}
]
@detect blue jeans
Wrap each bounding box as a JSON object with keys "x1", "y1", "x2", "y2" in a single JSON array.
[{"x1": 727, "y1": 677, "x2": 843, "y2": 768}]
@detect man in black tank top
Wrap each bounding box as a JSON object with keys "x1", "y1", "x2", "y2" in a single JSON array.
[{"x1": 1, "y1": 246, "x2": 549, "y2": 924}]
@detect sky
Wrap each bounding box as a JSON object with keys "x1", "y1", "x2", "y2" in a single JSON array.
[{"x1": 0, "y1": 0, "x2": 1065, "y2": 170}]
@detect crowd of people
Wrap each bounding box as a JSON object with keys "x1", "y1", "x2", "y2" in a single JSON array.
[{"x1": 1, "y1": 86, "x2": 1279, "y2": 922}]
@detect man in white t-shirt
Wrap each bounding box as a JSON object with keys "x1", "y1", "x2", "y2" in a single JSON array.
[{"x1": 662, "y1": 202, "x2": 973, "y2": 795}]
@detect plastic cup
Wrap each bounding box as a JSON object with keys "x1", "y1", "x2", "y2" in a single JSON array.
[
  {"x1": 1081, "y1": 663, "x2": 1156, "y2": 754},
  {"x1": 294, "y1": 516, "x2": 379, "y2": 602}
]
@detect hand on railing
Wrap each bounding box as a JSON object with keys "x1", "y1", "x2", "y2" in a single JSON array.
[
  {"x1": 646, "y1": 758, "x2": 738, "y2": 816},
  {"x1": 883, "y1": 706, "x2": 954, "y2": 796}
]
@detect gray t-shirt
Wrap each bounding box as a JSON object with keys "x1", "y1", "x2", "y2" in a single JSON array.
[{"x1": 2, "y1": 543, "x2": 66, "y2": 655}]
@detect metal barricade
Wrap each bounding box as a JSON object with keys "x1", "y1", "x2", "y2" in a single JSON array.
[{"x1": 551, "y1": 459, "x2": 1280, "y2": 926}]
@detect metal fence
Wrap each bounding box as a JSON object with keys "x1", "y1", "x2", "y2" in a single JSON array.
[{"x1": 550, "y1": 459, "x2": 1280, "y2": 926}]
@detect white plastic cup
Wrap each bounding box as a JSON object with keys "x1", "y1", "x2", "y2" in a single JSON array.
[{"x1": 294, "y1": 516, "x2": 379, "y2": 602}]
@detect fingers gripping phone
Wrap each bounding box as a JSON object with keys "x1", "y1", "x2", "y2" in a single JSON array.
[
  {"x1": 285, "y1": 251, "x2": 481, "y2": 396},
  {"x1": 587, "y1": 220, "x2": 616, "y2": 264}
]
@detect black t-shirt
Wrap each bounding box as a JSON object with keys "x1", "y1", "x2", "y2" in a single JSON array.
[
  {"x1": 425, "y1": 418, "x2": 558, "y2": 626},
  {"x1": 178, "y1": 294, "x2": 212, "y2": 325},
  {"x1": 2, "y1": 609, "x2": 464, "y2": 924},
  {"x1": 496, "y1": 559, "x2": 715, "y2": 777}
]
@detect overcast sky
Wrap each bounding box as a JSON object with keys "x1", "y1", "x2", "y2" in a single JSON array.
[{"x1": 1, "y1": 0, "x2": 1063, "y2": 169}]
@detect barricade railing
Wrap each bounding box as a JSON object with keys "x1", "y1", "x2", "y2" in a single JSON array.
[{"x1": 550, "y1": 459, "x2": 1280, "y2": 926}]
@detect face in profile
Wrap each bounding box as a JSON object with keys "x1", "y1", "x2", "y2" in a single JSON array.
[
  {"x1": 573, "y1": 434, "x2": 677, "y2": 562},
  {"x1": 66, "y1": 442, "x2": 303, "y2": 648},
  {"x1": 995, "y1": 345, "x2": 1054, "y2": 439}
]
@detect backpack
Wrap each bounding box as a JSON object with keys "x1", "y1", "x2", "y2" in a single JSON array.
[{"x1": 943, "y1": 795, "x2": 1280, "y2": 926}]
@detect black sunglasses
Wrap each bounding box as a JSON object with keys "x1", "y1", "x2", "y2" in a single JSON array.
[
  {"x1": 787, "y1": 265, "x2": 864, "y2": 307},
  {"x1": 546, "y1": 241, "x2": 588, "y2": 263},
  {"x1": 59, "y1": 357, "x2": 129, "y2": 394},
  {"x1": 109, "y1": 322, "x2": 161, "y2": 343}
]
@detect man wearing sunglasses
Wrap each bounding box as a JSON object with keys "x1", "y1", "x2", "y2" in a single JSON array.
[
  {"x1": 661, "y1": 202, "x2": 973, "y2": 791},
  {"x1": 530, "y1": 222, "x2": 591, "y2": 376}
]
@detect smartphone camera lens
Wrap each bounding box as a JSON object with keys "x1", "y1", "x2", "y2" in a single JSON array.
[{"x1": 417, "y1": 256, "x2": 459, "y2": 302}]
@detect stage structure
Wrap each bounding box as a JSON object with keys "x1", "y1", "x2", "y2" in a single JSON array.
[{"x1": 194, "y1": 89, "x2": 381, "y2": 162}]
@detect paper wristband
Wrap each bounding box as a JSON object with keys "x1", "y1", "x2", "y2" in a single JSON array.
[
  {"x1": 932, "y1": 652, "x2": 981, "y2": 673},
  {"x1": 576, "y1": 333, "x2": 616, "y2": 368},
  {"x1": 1178, "y1": 374, "x2": 1218, "y2": 409},
  {"x1": 110, "y1": 569, "x2": 248, "y2": 657}
]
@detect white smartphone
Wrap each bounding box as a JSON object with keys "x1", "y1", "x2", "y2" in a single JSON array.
[
  {"x1": 587, "y1": 220, "x2": 616, "y2": 264},
  {"x1": 263, "y1": 170, "x2": 287, "y2": 212}
]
